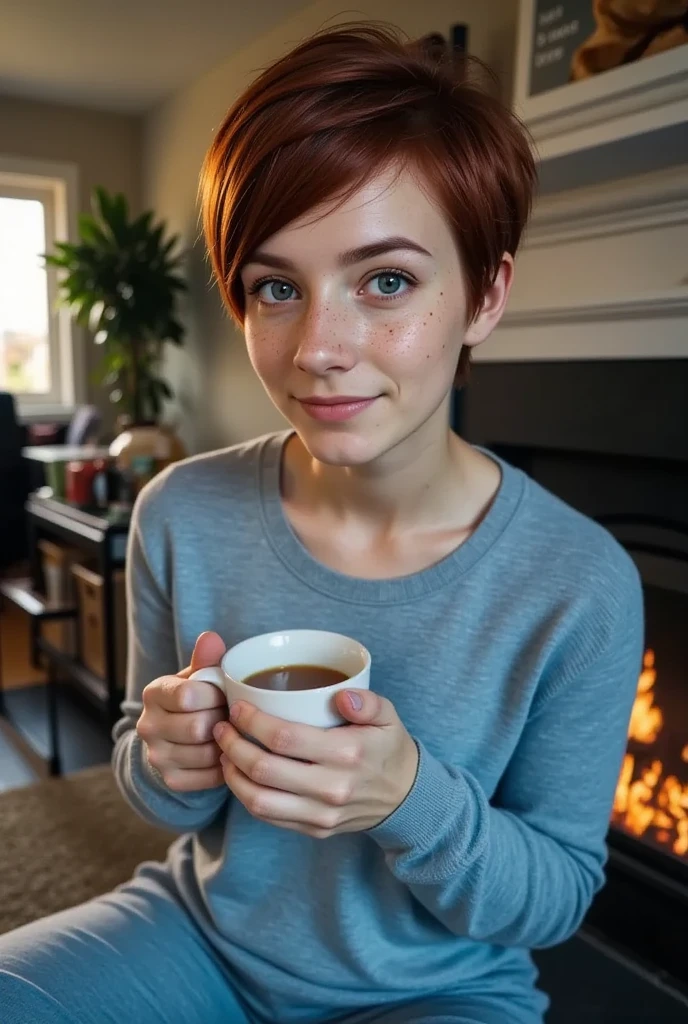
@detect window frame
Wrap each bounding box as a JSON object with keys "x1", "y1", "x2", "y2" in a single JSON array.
[{"x1": 0, "y1": 155, "x2": 83, "y2": 421}]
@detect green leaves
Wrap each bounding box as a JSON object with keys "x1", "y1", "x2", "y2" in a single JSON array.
[
  {"x1": 93, "y1": 187, "x2": 130, "y2": 245},
  {"x1": 42, "y1": 185, "x2": 187, "y2": 423},
  {"x1": 77, "y1": 213, "x2": 109, "y2": 248}
]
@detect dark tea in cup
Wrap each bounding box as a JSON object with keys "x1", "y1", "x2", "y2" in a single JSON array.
[{"x1": 242, "y1": 665, "x2": 349, "y2": 691}]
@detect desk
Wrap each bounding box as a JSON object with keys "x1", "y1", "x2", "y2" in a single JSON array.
[
  {"x1": 22, "y1": 446, "x2": 112, "y2": 463},
  {"x1": 22, "y1": 446, "x2": 112, "y2": 502},
  {"x1": 26, "y1": 495, "x2": 130, "y2": 728},
  {"x1": 0, "y1": 495, "x2": 129, "y2": 775}
]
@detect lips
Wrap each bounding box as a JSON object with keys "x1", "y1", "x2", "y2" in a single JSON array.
[
  {"x1": 296, "y1": 395, "x2": 379, "y2": 422},
  {"x1": 298, "y1": 396, "x2": 374, "y2": 406}
]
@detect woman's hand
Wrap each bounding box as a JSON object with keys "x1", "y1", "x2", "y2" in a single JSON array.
[
  {"x1": 136, "y1": 631, "x2": 228, "y2": 792},
  {"x1": 212, "y1": 690, "x2": 419, "y2": 837}
]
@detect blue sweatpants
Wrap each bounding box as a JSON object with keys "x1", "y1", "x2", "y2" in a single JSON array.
[{"x1": 0, "y1": 863, "x2": 541, "y2": 1024}]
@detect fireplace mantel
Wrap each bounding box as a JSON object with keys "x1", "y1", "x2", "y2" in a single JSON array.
[{"x1": 475, "y1": 164, "x2": 688, "y2": 364}]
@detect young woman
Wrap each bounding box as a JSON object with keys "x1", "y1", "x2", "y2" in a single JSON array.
[{"x1": 0, "y1": 22, "x2": 643, "y2": 1024}]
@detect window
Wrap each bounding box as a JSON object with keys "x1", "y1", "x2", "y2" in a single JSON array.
[
  {"x1": 0, "y1": 194, "x2": 52, "y2": 395},
  {"x1": 0, "y1": 156, "x2": 80, "y2": 418}
]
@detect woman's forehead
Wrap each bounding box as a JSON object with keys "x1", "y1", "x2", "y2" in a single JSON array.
[{"x1": 253, "y1": 167, "x2": 453, "y2": 268}]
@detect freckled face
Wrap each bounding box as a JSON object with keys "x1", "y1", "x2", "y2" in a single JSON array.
[{"x1": 240, "y1": 166, "x2": 468, "y2": 467}]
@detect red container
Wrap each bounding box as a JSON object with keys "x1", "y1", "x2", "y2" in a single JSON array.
[{"x1": 66, "y1": 459, "x2": 107, "y2": 506}]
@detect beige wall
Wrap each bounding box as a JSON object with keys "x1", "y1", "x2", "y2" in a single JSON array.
[
  {"x1": 481, "y1": 162, "x2": 688, "y2": 362},
  {"x1": 144, "y1": 1, "x2": 519, "y2": 453},
  {"x1": 0, "y1": 95, "x2": 143, "y2": 416}
]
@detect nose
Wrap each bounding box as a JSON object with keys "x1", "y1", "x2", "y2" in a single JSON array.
[{"x1": 292, "y1": 298, "x2": 359, "y2": 377}]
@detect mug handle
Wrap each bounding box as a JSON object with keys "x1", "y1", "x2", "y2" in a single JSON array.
[{"x1": 189, "y1": 666, "x2": 225, "y2": 689}]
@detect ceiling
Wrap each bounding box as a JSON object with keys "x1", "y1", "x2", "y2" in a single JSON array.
[{"x1": 0, "y1": 0, "x2": 308, "y2": 114}]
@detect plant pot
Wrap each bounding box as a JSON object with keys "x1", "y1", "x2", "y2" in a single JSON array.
[{"x1": 109, "y1": 422, "x2": 186, "y2": 475}]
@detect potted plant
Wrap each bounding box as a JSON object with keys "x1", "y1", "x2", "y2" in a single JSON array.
[{"x1": 45, "y1": 186, "x2": 187, "y2": 470}]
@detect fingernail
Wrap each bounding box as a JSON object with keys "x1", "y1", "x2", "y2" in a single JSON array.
[
  {"x1": 346, "y1": 691, "x2": 363, "y2": 711},
  {"x1": 220, "y1": 753, "x2": 228, "y2": 766},
  {"x1": 213, "y1": 722, "x2": 228, "y2": 742},
  {"x1": 229, "y1": 702, "x2": 241, "y2": 722}
]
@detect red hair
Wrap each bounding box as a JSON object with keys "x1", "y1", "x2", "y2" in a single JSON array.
[{"x1": 200, "y1": 21, "x2": 537, "y2": 386}]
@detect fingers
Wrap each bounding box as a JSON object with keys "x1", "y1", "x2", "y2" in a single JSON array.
[
  {"x1": 167, "y1": 706, "x2": 228, "y2": 745},
  {"x1": 334, "y1": 688, "x2": 396, "y2": 727},
  {"x1": 146, "y1": 740, "x2": 222, "y2": 772},
  {"x1": 143, "y1": 675, "x2": 227, "y2": 714},
  {"x1": 155, "y1": 765, "x2": 225, "y2": 793},
  {"x1": 136, "y1": 634, "x2": 229, "y2": 795},
  {"x1": 178, "y1": 631, "x2": 226, "y2": 679},
  {"x1": 227, "y1": 702, "x2": 364, "y2": 768},
  {"x1": 215, "y1": 723, "x2": 348, "y2": 803},
  {"x1": 222, "y1": 758, "x2": 337, "y2": 831},
  {"x1": 138, "y1": 704, "x2": 227, "y2": 746}
]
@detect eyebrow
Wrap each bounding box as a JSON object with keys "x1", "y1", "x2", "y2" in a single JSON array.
[{"x1": 244, "y1": 235, "x2": 433, "y2": 271}]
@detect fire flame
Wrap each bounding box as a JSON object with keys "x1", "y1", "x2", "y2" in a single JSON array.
[
  {"x1": 627, "y1": 649, "x2": 662, "y2": 743},
  {"x1": 612, "y1": 649, "x2": 688, "y2": 858}
]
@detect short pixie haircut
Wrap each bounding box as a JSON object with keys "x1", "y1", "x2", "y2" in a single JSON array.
[{"x1": 200, "y1": 22, "x2": 537, "y2": 386}]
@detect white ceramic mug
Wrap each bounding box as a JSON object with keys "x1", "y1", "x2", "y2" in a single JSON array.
[{"x1": 190, "y1": 629, "x2": 371, "y2": 728}]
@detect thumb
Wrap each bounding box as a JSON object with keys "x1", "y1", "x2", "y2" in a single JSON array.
[
  {"x1": 335, "y1": 688, "x2": 396, "y2": 727},
  {"x1": 179, "y1": 631, "x2": 226, "y2": 678}
]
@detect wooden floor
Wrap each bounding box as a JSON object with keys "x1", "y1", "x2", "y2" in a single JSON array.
[
  {"x1": 0, "y1": 576, "x2": 111, "y2": 791},
  {"x1": 0, "y1": 599, "x2": 46, "y2": 689}
]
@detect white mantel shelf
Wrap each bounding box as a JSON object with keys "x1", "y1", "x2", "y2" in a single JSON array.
[
  {"x1": 524, "y1": 164, "x2": 688, "y2": 247},
  {"x1": 479, "y1": 291, "x2": 688, "y2": 362},
  {"x1": 503, "y1": 289, "x2": 688, "y2": 327},
  {"x1": 475, "y1": 163, "x2": 688, "y2": 364}
]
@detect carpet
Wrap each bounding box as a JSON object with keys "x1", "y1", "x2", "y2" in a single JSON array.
[
  {"x1": 4, "y1": 768, "x2": 688, "y2": 1022},
  {"x1": 0, "y1": 764, "x2": 172, "y2": 934}
]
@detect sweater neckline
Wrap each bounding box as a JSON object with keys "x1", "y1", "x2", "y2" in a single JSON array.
[{"x1": 257, "y1": 430, "x2": 526, "y2": 605}]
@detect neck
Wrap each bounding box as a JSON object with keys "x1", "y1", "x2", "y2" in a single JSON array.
[{"x1": 284, "y1": 399, "x2": 494, "y2": 533}]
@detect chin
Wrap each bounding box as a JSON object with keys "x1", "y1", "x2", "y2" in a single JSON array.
[{"x1": 292, "y1": 421, "x2": 391, "y2": 468}]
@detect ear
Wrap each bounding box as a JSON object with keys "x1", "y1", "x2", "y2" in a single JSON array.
[{"x1": 463, "y1": 254, "x2": 514, "y2": 350}]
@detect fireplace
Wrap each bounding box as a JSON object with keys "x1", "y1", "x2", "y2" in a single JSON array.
[
  {"x1": 457, "y1": 358, "x2": 688, "y2": 989},
  {"x1": 609, "y1": 557, "x2": 688, "y2": 868}
]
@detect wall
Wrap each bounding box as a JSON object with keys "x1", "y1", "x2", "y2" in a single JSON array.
[
  {"x1": 0, "y1": 95, "x2": 143, "y2": 416},
  {"x1": 144, "y1": 0, "x2": 519, "y2": 453},
  {"x1": 479, "y1": 162, "x2": 688, "y2": 364}
]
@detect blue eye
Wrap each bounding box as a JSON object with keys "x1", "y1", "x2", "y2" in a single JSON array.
[
  {"x1": 247, "y1": 269, "x2": 415, "y2": 305},
  {"x1": 367, "y1": 272, "x2": 413, "y2": 299},
  {"x1": 253, "y1": 280, "x2": 295, "y2": 303}
]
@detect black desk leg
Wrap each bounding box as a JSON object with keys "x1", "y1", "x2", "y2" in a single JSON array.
[
  {"x1": 29, "y1": 520, "x2": 44, "y2": 672},
  {"x1": 0, "y1": 597, "x2": 5, "y2": 716},
  {"x1": 28, "y1": 516, "x2": 42, "y2": 593},
  {"x1": 100, "y1": 542, "x2": 119, "y2": 729},
  {"x1": 30, "y1": 617, "x2": 42, "y2": 672},
  {"x1": 46, "y1": 658, "x2": 62, "y2": 776}
]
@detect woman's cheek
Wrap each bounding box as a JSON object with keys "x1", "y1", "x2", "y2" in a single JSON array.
[
  {"x1": 245, "y1": 327, "x2": 285, "y2": 384},
  {"x1": 370, "y1": 313, "x2": 456, "y2": 380}
]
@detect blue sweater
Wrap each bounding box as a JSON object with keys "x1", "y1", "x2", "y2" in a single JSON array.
[{"x1": 113, "y1": 431, "x2": 644, "y2": 1022}]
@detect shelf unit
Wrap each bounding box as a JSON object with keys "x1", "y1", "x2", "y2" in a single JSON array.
[{"x1": 0, "y1": 495, "x2": 130, "y2": 776}]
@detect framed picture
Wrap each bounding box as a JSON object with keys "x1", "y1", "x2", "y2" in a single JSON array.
[
  {"x1": 514, "y1": 1, "x2": 688, "y2": 159},
  {"x1": 418, "y1": 24, "x2": 468, "y2": 71}
]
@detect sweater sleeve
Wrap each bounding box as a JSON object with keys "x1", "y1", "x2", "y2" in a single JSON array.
[
  {"x1": 367, "y1": 570, "x2": 644, "y2": 948},
  {"x1": 111, "y1": 479, "x2": 228, "y2": 833}
]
